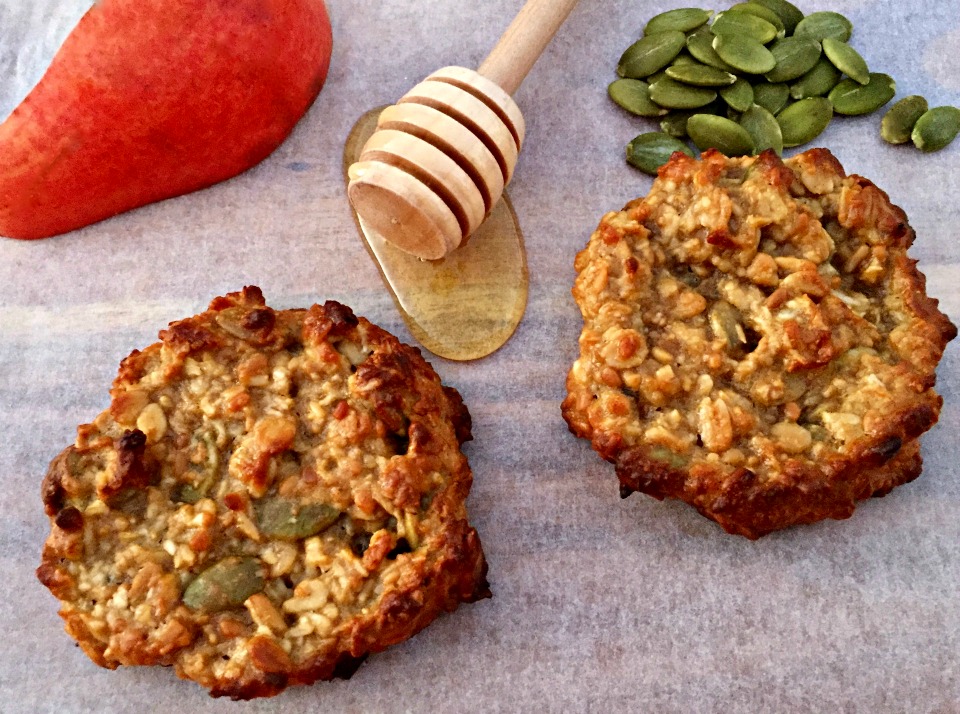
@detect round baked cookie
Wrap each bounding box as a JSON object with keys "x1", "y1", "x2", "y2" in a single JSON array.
[
  {"x1": 38, "y1": 287, "x2": 488, "y2": 698},
  {"x1": 562, "y1": 149, "x2": 955, "y2": 539}
]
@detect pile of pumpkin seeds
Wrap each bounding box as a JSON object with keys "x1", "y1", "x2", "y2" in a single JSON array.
[{"x1": 610, "y1": 0, "x2": 960, "y2": 175}]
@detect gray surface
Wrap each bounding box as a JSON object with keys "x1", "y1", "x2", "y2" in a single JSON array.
[{"x1": 1, "y1": 0, "x2": 959, "y2": 711}]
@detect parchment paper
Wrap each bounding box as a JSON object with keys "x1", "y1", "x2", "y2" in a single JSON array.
[{"x1": 1, "y1": 1, "x2": 958, "y2": 711}]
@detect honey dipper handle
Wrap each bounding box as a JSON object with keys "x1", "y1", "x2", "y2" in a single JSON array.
[{"x1": 477, "y1": 0, "x2": 580, "y2": 95}]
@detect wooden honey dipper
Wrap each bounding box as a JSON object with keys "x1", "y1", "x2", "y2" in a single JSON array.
[{"x1": 347, "y1": 0, "x2": 580, "y2": 260}]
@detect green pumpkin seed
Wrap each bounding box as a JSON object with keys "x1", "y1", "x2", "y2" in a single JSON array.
[
  {"x1": 687, "y1": 114, "x2": 756, "y2": 156},
  {"x1": 173, "y1": 482, "x2": 206, "y2": 504},
  {"x1": 670, "y1": 52, "x2": 698, "y2": 67},
  {"x1": 822, "y1": 38, "x2": 869, "y2": 85},
  {"x1": 608, "y1": 79, "x2": 669, "y2": 117},
  {"x1": 709, "y1": 301, "x2": 746, "y2": 348},
  {"x1": 777, "y1": 96, "x2": 833, "y2": 147},
  {"x1": 660, "y1": 111, "x2": 696, "y2": 138},
  {"x1": 711, "y1": 11, "x2": 779, "y2": 44},
  {"x1": 912, "y1": 106, "x2": 960, "y2": 153},
  {"x1": 764, "y1": 36, "x2": 822, "y2": 83},
  {"x1": 651, "y1": 56, "x2": 698, "y2": 84},
  {"x1": 753, "y1": 82, "x2": 791, "y2": 114},
  {"x1": 881, "y1": 95, "x2": 929, "y2": 144},
  {"x1": 794, "y1": 11, "x2": 853, "y2": 42},
  {"x1": 649, "y1": 77, "x2": 718, "y2": 109},
  {"x1": 739, "y1": 104, "x2": 784, "y2": 155},
  {"x1": 789, "y1": 58, "x2": 842, "y2": 99},
  {"x1": 686, "y1": 27, "x2": 736, "y2": 72},
  {"x1": 183, "y1": 557, "x2": 265, "y2": 613},
  {"x1": 256, "y1": 498, "x2": 340, "y2": 540},
  {"x1": 713, "y1": 34, "x2": 777, "y2": 75},
  {"x1": 656, "y1": 55, "x2": 696, "y2": 86},
  {"x1": 729, "y1": 3, "x2": 786, "y2": 36},
  {"x1": 649, "y1": 445, "x2": 688, "y2": 469},
  {"x1": 626, "y1": 133, "x2": 696, "y2": 175},
  {"x1": 618, "y1": 31, "x2": 688, "y2": 79},
  {"x1": 720, "y1": 77, "x2": 755, "y2": 112},
  {"x1": 748, "y1": 0, "x2": 803, "y2": 34},
  {"x1": 666, "y1": 63, "x2": 737, "y2": 87},
  {"x1": 644, "y1": 8, "x2": 712, "y2": 35},
  {"x1": 647, "y1": 68, "x2": 670, "y2": 85},
  {"x1": 828, "y1": 73, "x2": 895, "y2": 116}
]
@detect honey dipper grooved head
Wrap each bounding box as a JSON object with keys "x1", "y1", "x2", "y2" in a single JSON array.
[{"x1": 347, "y1": 66, "x2": 524, "y2": 260}]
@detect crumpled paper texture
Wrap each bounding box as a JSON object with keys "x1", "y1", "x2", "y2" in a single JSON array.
[{"x1": 1, "y1": 1, "x2": 958, "y2": 711}]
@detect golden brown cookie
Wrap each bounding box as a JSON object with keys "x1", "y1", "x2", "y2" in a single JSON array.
[
  {"x1": 562, "y1": 149, "x2": 955, "y2": 538},
  {"x1": 38, "y1": 287, "x2": 488, "y2": 698}
]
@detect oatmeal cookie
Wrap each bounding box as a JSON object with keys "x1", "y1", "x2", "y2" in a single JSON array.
[
  {"x1": 38, "y1": 287, "x2": 488, "y2": 698},
  {"x1": 562, "y1": 149, "x2": 955, "y2": 539}
]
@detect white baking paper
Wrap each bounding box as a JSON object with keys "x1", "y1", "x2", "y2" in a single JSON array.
[{"x1": 1, "y1": 1, "x2": 958, "y2": 711}]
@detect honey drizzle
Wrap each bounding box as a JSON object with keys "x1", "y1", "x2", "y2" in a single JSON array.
[{"x1": 343, "y1": 107, "x2": 528, "y2": 361}]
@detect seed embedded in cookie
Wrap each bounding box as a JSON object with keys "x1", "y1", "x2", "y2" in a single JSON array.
[
  {"x1": 562, "y1": 148, "x2": 955, "y2": 538},
  {"x1": 37, "y1": 286, "x2": 489, "y2": 698}
]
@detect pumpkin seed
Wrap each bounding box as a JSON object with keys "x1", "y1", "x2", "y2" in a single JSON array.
[
  {"x1": 183, "y1": 557, "x2": 265, "y2": 613},
  {"x1": 822, "y1": 38, "x2": 869, "y2": 85},
  {"x1": 794, "y1": 11, "x2": 853, "y2": 42},
  {"x1": 644, "y1": 7, "x2": 712, "y2": 35},
  {"x1": 649, "y1": 445, "x2": 688, "y2": 469},
  {"x1": 720, "y1": 77, "x2": 755, "y2": 112},
  {"x1": 709, "y1": 301, "x2": 746, "y2": 348},
  {"x1": 748, "y1": 0, "x2": 804, "y2": 34},
  {"x1": 740, "y1": 104, "x2": 784, "y2": 155},
  {"x1": 789, "y1": 58, "x2": 842, "y2": 99},
  {"x1": 215, "y1": 306, "x2": 272, "y2": 343},
  {"x1": 173, "y1": 481, "x2": 209, "y2": 504},
  {"x1": 828, "y1": 73, "x2": 895, "y2": 116},
  {"x1": 609, "y1": 3, "x2": 920, "y2": 168},
  {"x1": 256, "y1": 498, "x2": 340, "y2": 540},
  {"x1": 647, "y1": 68, "x2": 670, "y2": 85},
  {"x1": 729, "y1": 3, "x2": 786, "y2": 36},
  {"x1": 660, "y1": 111, "x2": 696, "y2": 138},
  {"x1": 649, "y1": 77, "x2": 718, "y2": 109},
  {"x1": 618, "y1": 31, "x2": 687, "y2": 79},
  {"x1": 713, "y1": 34, "x2": 777, "y2": 75},
  {"x1": 687, "y1": 114, "x2": 756, "y2": 156},
  {"x1": 650, "y1": 56, "x2": 694, "y2": 84},
  {"x1": 686, "y1": 27, "x2": 736, "y2": 72},
  {"x1": 626, "y1": 132, "x2": 696, "y2": 175},
  {"x1": 880, "y1": 95, "x2": 929, "y2": 144},
  {"x1": 670, "y1": 52, "x2": 699, "y2": 67},
  {"x1": 777, "y1": 96, "x2": 833, "y2": 147},
  {"x1": 666, "y1": 63, "x2": 737, "y2": 87},
  {"x1": 912, "y1": 106, "x2": 960, "y2": 153},
  {"x1": 764, "y1": 36, "x2": 822, "y2": 83},
  {"x1": 608, "y1": 79, "x2": 669, "y2": 117},
  {"x1": 652, "y1": 55, "x2": 695, "y2": 83},
  {"x1": 753, "y1": 81, "x2": 791, "y2": 114},
  {"x1": 712, "y1": 11, "x2": 779, "y2": 44}
]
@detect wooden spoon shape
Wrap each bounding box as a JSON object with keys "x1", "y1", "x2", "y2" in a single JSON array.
[
  {"x1": 344, "y1": 107, "x2": 528, "y2": 361},
  {"x1": 346, "y1": 0, "x2": 579, "y2": 260},
  {"x1": 347, "y1": 160, "x2": 461, "y2": 260},
  {"x1": 425, "y1": 66, "x2": 526, "y2": 150},
  {"x1": 376, "y1": 102, "x2": 504, "y2": 214},
  {"x1": 398, "y1": 79, "x2": 519, "y2": 185},
  {"x1": 358, "y1": 128, "x2": 486, "y2": 240}
]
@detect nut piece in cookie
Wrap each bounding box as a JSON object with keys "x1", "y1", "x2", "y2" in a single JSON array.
[
  {"x1": 562, "y1": 149, "x2": 955, "y2": 538},
  {"x1": 38, "y1": 287, "x2": 489, "y2": 698}
]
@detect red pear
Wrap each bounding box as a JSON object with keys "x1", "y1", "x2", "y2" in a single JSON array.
[{"x1": 0, "y1": 0, "x2": 332, "y2": 239}]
